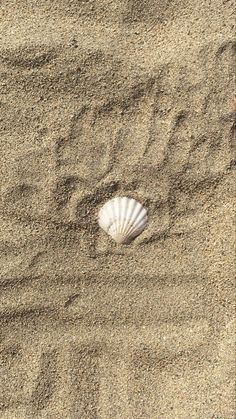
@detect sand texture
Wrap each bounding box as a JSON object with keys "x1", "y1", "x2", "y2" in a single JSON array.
[{"x1": 0, "y1": 0, "x2": 235, "y2": 418}]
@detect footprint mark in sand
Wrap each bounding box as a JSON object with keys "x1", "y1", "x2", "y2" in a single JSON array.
[
  {"x1": 0, "y1": 344, "x2": 25, "y2": 410},
  {"x1": 0, "y1": 46, "x2": 57, "y2": 69},
  {"x1": 69, "y1": 344, "x2": 101, "y2": 416},
  {"x1": 123, "y1": 0, "x2": 188, "y2": 23},
  {"x1": 112, "y1": 90, "x2": 155, "y2": 173},
  {"x1": 215, "y1": 40, "x2": 236, "y2": 74},
  {"x1": 164, "y1": 111, "x2": 192, "y2": 175},
  {"x1": 29, "y1": 349, "x2": 58, "y2": 414},
  {"x1": 56, "y1": 107, "x2": 114, "y2": 183},
  {"x1": 56, "y1": 80, "x2": 156, "y2": 184},
  {"x1": 1, "y1": 147, "x2": 54, "y2": 219},
  {"x1": 2, "y1": 183, "x2": 38, "y2": 216},
  {"x1": 53, "y1": 176, "x2": 79, "y2": 210},
  {"x1": 142, "y1": 93, "x2": 173, "y2": 170}
]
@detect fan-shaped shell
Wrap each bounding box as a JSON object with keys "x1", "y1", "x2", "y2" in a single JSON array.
[{"x1": 98, "y1": 197, "x2": 148, "y2": 244}]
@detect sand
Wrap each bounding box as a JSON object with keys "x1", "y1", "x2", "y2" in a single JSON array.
[{"x1": 0, "y1": 0, "x2": 235, "y2": 418}]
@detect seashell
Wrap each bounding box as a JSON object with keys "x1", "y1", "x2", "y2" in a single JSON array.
[{"x1": 98, "y1": 197, "x2": 148, "y2": 244}]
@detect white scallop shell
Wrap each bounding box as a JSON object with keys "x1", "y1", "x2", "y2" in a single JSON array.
[{"x1": 98, "y1": 197, "x2": 148, "y2": 244}]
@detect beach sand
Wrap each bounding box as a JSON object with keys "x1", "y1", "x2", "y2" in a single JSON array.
[{"x1": 0, "y1": 0, "x2": 235, "y2": 418}]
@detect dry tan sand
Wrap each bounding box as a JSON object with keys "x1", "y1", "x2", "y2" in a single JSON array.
[{"x1": 0, "y1": 0, "x2": 235, "y2": 418}]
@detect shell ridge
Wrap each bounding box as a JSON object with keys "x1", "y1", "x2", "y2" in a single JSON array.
[
  {"x1": 122, "y1": 205, "x2": 147, "y2": 238},
  {"x1": 118, "y1": 197, "x2": 126, "y2": 236},
  {"x1": 107, "y1": 201, "x2": 115, "y2": 232},
  {"x1": 120, "y1": 197, "x2": 130, "y2": 236},
  {"x1": 118, "y1": 198, "x2": 147, "y2": 242},
  {"x1": 127, "y1": 217, "x2": 148, "y2": 239},
  {"x1": 115, "y1": 197, "x2": 127, "y2": 238},
  {"x1": 123, "y1": 217, "x2": 146, "y2": 239},
  {"x1": 120, "y1": 198, "x2": 136, "y2": 237},
  {"x1": 98, "y1": 206, "x2": 112, "y2": 231}
]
